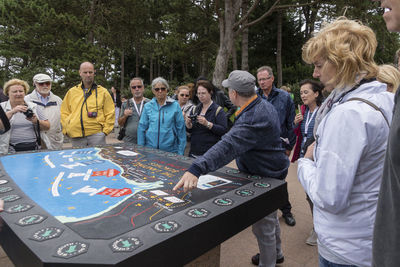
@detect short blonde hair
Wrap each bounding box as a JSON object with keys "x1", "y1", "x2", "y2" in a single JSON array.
[
  {"x1": 177, "y1": 85, "x2": 190, "y2": 95},
  {"x1": 3, "y1": 79, "x2": 30, "y2": 96},
  {"x1": 302, "y1": 18, "x2": 378, "y2": 89},
  {"x1": 377, "y1": 64, "x2": 400, "y2": 93}
]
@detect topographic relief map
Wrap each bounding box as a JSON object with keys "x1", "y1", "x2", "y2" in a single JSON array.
[{"x1": 0, "y1": 145, "x2": 251, "y2": 239}]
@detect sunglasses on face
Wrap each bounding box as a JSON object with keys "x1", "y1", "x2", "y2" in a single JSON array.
[
  {"x1": 38, "y1": 82, "x2": 51, "y2": 86},
  {"x1": 180, "y1": 94, "x2": 189, "y2": 97},
  {"x1": 131, "y1": 85, "x2": 143, "y2": 89},
  {"x1": 154, "y1": 87, "x2": 167, "y2": 92}
]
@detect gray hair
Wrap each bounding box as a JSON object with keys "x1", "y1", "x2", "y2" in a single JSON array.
[
  {"x1": 257, "y1": 66, "x2": 273, "y2": 76},
  {"x1": 151, "y1": 77, "x2": 169, "y2": 90},
  {"x1": 130, "y1": 77, "x2": 144, "y2": 86}
]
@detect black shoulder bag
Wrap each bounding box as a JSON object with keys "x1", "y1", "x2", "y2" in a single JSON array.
[{"x1": 117, "y1": 100, "x2": 131, "y2": 140}]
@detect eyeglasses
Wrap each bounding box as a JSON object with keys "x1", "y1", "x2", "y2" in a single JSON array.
[
  {"x1": 180, "y1": 94, "x2": 189, "y2": 97},
  {"x1": 154, "y1": 87, "x2": 167, "y2": 92},
  {"x1": 131, "y1": 85, "x2": 143, "y2": 89},
  {"x1": 258, "y1": 76, "x2": 272, "y2": 82},
  {"x1": 37, "y1": 82, "x2": 51, "y2": 86},
  {"x1": 197, "y1": 92, "x2": 208, "y2": 96}
]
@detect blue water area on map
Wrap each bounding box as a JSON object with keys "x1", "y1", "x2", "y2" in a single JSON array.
[{"x1": 0, "y1": 148, "x2": 163, "y2": 223}]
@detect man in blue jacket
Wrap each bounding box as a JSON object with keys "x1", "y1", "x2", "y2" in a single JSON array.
[
  {"x1": 257, "y1": 66, "x2": 296, "y2": 228},
  {"x1": 174, "y1": 70, "x2": 289, "y2": 267}
]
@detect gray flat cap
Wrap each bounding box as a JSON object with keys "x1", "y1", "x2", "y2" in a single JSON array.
[
  {"x1": 33, "y1": 73, "x2": 52, "y2": 83},
  {"x1": 222, "y1": 70, "x2": 256, "y2": 93}
]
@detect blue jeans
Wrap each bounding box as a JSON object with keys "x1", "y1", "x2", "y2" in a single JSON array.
[{"x1": 319, "y1": 255, "x2": 357, "y2": 267}]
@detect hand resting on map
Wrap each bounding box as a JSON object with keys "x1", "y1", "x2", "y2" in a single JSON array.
[{"x1": 173, "y1": 171, "x2": 198, "y2": 192}]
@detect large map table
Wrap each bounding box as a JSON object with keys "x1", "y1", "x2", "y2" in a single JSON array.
[{"x1": 0, "y1": 144, "x2": 288, "y2": 266}]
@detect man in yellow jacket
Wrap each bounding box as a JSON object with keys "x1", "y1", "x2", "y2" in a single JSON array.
[{"x1": 61, "y1": 62, "x2": 115, "y2": 147}]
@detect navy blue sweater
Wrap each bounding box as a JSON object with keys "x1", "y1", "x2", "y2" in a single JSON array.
[{"x1": 188, "y1": 96, "x2": 289, "y2": 179}]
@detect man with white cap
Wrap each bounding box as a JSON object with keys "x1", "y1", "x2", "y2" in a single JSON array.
[
  {"x1": 25, "y1": 73, "x2": 63, "y2": 150},
  {"x1": 174, "y1": 70, "x2": 289, "y2": 267}
]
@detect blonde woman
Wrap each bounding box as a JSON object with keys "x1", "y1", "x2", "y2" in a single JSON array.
[
  {"x1": 0, "y1": 79, "x2": 49, "y2": 153},
  {"x1": 377, "y1": 64, "x2": 400, "y2": 93},
  {"x1": 299, "y1": 18, "x2": 394, "y2": 267}
]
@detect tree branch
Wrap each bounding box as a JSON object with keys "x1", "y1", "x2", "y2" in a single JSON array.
[
  {"x1": 234, "y1": 0, "x2": 321, "y2": 36},
  {"x1": 274, "y1": 0, "x2": 322, "y2": 11},
  {"x1": 233, "y1": 0, "x2": 261, "y2": 30},
  {"x1": 234, "y1": 0, "x2": 281, "y2": 37}
]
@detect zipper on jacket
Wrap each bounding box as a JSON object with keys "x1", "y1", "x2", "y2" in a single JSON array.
[{"x1": 157, "y1": 106, "x2": 161, "y2": 149}]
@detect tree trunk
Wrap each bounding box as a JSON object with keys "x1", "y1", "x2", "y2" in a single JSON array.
[
  {"x1": 135, "y1": 42, "x2": 140, "y2": 77},
  {"x1": 157, "y1": 56, "x2": 160, "y2": 77},
  {"x1": 150, "y1": 56, "x2": 153, "y2": 83},
  {"x1": 232, "y1": 44, "x2": 237, "y2": 70},
  {"x1": 4, "y1": 57, "x2": 9, "y2": 81},
  {"x1": 276, "y1": 10, "x2": 283, "y2": 88},
  {"x1": 212, "y1": 0, "x2": 238, "y2": 88},
  {"x1": 87, "y1": 0, "x2": 97, "y2": 44},
  {"x1": 120, "y1": 50, "x2": 125, "y2": 91},
  {"x1": 241, "y1": 0, "x2": 249, "y2": 71},
  {"x1": 170, "y1": 58, "x2": 174, "y2": 81}
]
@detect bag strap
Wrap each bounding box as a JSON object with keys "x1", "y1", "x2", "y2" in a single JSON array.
[
  {"x1": 122, "y1": 99, "x2": 133, "y2": 128},
  {"x1": 215, "y1": 106, "x2": 222, "y2": 116},
  {"x1": 347, "y1": 97, "x2": 390, "y2": 126},
  {"x1": 33, "y1": 120, "x2": 41, "y2": 147}
]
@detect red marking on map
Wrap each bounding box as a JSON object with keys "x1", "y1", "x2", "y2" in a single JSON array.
[
  {"x1": 97, "y1": 188, "x2": 132, "y2": 197},
  {"x1": 91, "y1": 169, "x2": 120, "y2": 177}
]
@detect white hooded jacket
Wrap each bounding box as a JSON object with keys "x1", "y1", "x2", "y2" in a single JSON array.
[{"x1": 298, "y1": 81, "x2": 394, "y2": 267}]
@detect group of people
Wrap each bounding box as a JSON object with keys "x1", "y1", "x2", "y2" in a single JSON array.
[
  {"x1": 1, "y1": 1, "x2": 400, "y2": 266},
  {"x1": 173, "y1": 2, "x2": 400, "y2": 267}
]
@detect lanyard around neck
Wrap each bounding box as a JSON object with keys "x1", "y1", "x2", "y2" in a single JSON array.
[
  {"x1": 304, "y1": 107, "x2": 318, "y2": 136},
  {"x1": 132, "y1": 99, "x2": 144, "y2": 117}
]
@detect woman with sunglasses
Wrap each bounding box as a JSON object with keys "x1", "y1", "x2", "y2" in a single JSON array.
[
  {"x1": 185, "y1": 80, "x2": 228, "y2": 158},
  {"x1": 138, "y1": 77, "x2": 186, "y2": 155},
  {"x1": 177, "y1": 85, "x2": 194, "y2": 116}
]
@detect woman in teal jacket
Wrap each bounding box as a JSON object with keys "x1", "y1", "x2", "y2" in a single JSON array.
[{"x1": 137, "y1": 77, "x2": 186, "y2": 155}]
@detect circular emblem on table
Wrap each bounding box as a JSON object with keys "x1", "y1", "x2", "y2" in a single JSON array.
[
  {"x1": 213, "y1": 198, "x2": 234, "y2": 206},
  {"x1": 153, "y1": 220, "x2": 180, "y2": 233},
  {"x1": 226, "y1": 169, "x2": 240, "y2": 174},
  {"x1": 0, "y1": 186, "x2": 13, "y2": 193},
  {"x1": 54, "y1": 241, "x2": 89, "y2": 259},
  {"x1": 235, "y1": 189, "x2": 255, "y2": 197},
  {"x1": 177, "y1": 156, "x2": 190, "y2": 161},
  {"x1": 16, "y1": 214, "x2": 47, "y2": 226},
  {"x1": 30, "y1": 227, "x2": 64, "y2": 242},
  {"x1": 110, "y1": 237, "x2": 143, "y2": 252},
  {"x1": 5, "y1": 203, "x2": 33, "y2": 213},
  {"x1": 0, "y1": 180, "x2": 9, "y2": 185},
  {"x1": 186, "y1": 208, "x2": 210, "y2": 218},
  {"x1": 0, "y1": 194, "x2": 21, "y2": 202},
  {"x1": 253, "y1": 182, "x2": 271, "y2": 189},
  {"x1": 247, "y1": 175, "x2": 262, "y2": 180}
]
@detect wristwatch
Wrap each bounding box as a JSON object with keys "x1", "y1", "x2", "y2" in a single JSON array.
[{"x1": 207, "y1": 121, "x2": 211, "y2": 129}]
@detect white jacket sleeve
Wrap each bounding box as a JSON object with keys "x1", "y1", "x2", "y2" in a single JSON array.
[{"x1": 298, "y1": 107, "x2": 367, "y2": 214}]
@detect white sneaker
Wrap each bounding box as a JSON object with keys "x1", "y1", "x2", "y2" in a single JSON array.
[{"x1": 306, "y1": 228, "x2": 317, "y2": 246}]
